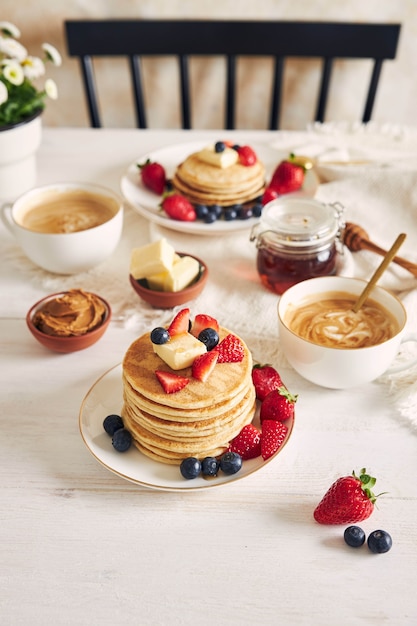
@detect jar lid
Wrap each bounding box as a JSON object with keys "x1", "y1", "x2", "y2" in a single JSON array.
[{"x1": 258, "y1": 197, "x2": 340, "y2": 247}]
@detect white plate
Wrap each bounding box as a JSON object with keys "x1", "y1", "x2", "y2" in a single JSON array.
[
  {"x1": 120, "y1": 141, "x2": 319, "y2": 236},
  {"x1": 79, "y1": 364, "x2": 295, "y2": 492}
]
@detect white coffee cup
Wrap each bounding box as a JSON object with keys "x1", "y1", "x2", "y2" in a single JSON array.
[
  {"x1": 1, "y1": 182, "x2": 123, "y2": 274},
  {"x1": 277, "y1": 276, "x2": 417, "y2": 389}
]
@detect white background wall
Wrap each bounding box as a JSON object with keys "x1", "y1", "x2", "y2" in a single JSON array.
[{"x1": 2, "y1": 0, "x2": 414, "y2": 129}]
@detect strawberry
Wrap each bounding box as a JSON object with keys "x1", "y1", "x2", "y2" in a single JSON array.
[
  {"x1": 261, "y1": 419, "x2": 288, "y2": 460},
  {"x1": 190, "y1": 313, "x2": 219, "y2": 338},
  {"x1": 234, "y1": 145, "x2": 257, "y2": 166},
  {"x1": 161, "y1": 193, "x2": 197, "y2": 222},
  {"x1": 167, "y1": 308, "x2": 190, "y2": 336},
  {"x1": 269, "y1": 153, "x2": 305, "y2": 194},
  {"x1": 229, "y1": 424, "x2": 261, "y2": 460},
  {"x1": 259, "y1": 386, "x2": 297, "y2": 423},
  {"x1": 215, "y1": 333, "x2": 245, "y2": 363},
  {"x1": 155, "y1": 370, "x2": 189, "y2": 394},
  {"x1": 252, "y1": 364, "x2": 283, "y2": 401},
  {"x1": 192, "y1": 351, "x2": 218, "y2": 382},
  {"x1": 138, "y1": 159, "x2": 166, "y2": 195},
  {"x1": 313, "y1": 469, "x2": 380, "y2": 525},
  {"x1": 261, "y1": 186, "x2": 278, "y2": 206}
]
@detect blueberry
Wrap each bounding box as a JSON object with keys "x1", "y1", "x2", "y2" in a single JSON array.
[
  {"x1": 223, "y1": 207, "x2": 238, "y2": 221},
  {"x1": 232, "y1": 144, "x2": 240, "y2": 151},
  {"x1": 204, "y1": 212, "x2": 217, "y2": 224},
  {"x1": 209, "y1": 204, "x2": 223, "y2": 218},
  {"x1": 238, "y1": 206, "x2": 253, "y2": 220},
  {"x1": 220, "y1": 451, "x2": 242, "y2": 475},
  {"x1": 103, "y1": 414, "x2": 124, "y2": 436},
  {"x1": 112, "y1": 428, "x2": 132, "y2": 452},
  {"x1": 202, "y1": 456, "x2": 220, "y2": 477},
  {"x1": 180, "y1": 457, "x2": 202, "y2": 479},
  {"x1": 344, "y1": 526, "x2": 366, "y2": 548},
  {"x1": 252, "y1": 202, "x2": 263, "y2": 218},
  {"x1": 198, "y1": 328, "x2": 219, "y2": 351},
  {"x1": 214, "y1": 141, "x2": 226, "y2": 153},
  {"x1": 150, "y1": 327, "x2": 170, "y2": 344},
  {"x1": 367, "y1": 530, "x2": 392, "y2": 553},
  {"x1": 195, "y1": 204, "x2": 209, "y2": 220}
]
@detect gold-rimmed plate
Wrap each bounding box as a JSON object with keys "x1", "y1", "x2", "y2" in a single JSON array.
[{"x1": 79, "y1": 363, "x2": 295, "y2": 491}]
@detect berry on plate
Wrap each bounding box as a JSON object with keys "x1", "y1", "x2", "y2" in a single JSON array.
[
  {"x1": 261, "y1": 419, "x2": 288, "y2": 460},
  {"x1": 138, "y1": 159, "x2": 166, "y2": 195},
  {"x1": 103, "y1": 414, "x2": 124, "y2": 437},
  {"x1": 180, "y1": 457, "x2": 202, "y2": 479},
  {"x1": 192, "y1": 350, "x2": 219, "y2": 382},
  {"x1": 229, "y1": 424, "x2": 262, "y2": 460},
  {"x1": 259, "y1": 386, "x2": 297, "y2": 422},
  {"x1": 215, "y1": 333, "x2": 245, "y2": 363},
  {"x1": 252, "y1": 364, "x2": 283, "y2": 402},
  {"x1": 161, "y1": 193, "x2": 197, "y2": 222},
  {"x1": 269, "y1": 153, "x2": 305, "y2": 195},
  {"x1": 112, "y1": 428, "x2": 132, "y2": 452},
  {"x1": 155, "y1": 370, "x2": 189, "y2": 394},
  {"x1": 262, "y1": 186, "x2": 279, "y2": 206},
  {"x1": 234, "y1": 145, "x2": 257, "y2": 166},
  {"x1": 313, "y1": 468, "x2": 380, "y2": 525},
  {"x1": 219, "y1": 451, "x2": 243, "y2": 474},
  {"x1": 190, "y1": 313, "x2": 219, "y2": 337},
  {"x1": 167, "y1": 308, "x2": 190, "y2": 336}
]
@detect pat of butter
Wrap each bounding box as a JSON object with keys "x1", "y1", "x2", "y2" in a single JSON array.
[
  {"x1": 147, "y1": 254, "x2": 181, "y2": 291},
  {"x1": 153, "y1": 333, "x2": 207, "y2": 370},
  {"x1": 130, "y1": 238, "x2": 175, "y2": 280},
  {"x1": 198, "y1": 145, "x2": 238, "y2": 169},
  {"x1": 164, "y1": 255, "x2": 200, "y2": 292}
]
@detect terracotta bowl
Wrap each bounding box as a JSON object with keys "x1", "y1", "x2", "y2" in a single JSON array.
[
  {"x1": 129, "y1": 253, "x2": 208, "y2": 309},
  {"x1": 26, "y1": 291, "x2": 112, "y2": 353}
]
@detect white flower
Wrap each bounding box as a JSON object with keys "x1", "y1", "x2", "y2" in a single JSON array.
[
  {"x1": 0, "y1": 36, "x2": 27, "y2": 61},
  {"x1": 45, "y1": 78, "x2": 58, "y2": 100},
  {"x1": 0, "y1": 21, "x2": 21, "y2": 39},
  {"x1": 3, "y1": 60, "x2": 24, "y2": 86},
  {"x1": 22, "y1": 56, "x2": 45, "y2": 80},
  {"x1": 42, "y1": 43, "x2": 62, "y2": 67},
  {"x1": 0, "y1": 80, "x2": 8, "y2": 105}
]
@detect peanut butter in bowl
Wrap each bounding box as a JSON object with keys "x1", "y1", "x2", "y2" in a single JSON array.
[{"x1": 26, "y1": 289, "x2": 111, "y2": 352}]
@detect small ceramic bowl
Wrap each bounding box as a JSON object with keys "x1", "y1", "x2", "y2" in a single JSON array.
[
  {"x1": 129, "y1": 253, "x2": 208, "y2": 308},
  {"x1": 26, "y1": 291, "x2": 112, "y2": 352}
]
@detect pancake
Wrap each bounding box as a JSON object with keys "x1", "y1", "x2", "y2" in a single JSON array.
[{"x1": 121, "y1": 322, "x2": 256, "y2": 464}]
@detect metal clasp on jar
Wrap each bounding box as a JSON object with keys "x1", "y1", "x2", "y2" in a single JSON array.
[{"x1": 329, "y1": 201, "x2": 345, "y2": 254}]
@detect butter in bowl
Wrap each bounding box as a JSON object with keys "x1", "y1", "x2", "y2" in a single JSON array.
[{"x1": 129, "y1": 238, "x2": 208, "y2": 308}]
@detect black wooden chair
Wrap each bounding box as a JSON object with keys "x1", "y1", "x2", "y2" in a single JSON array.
[{"x1": 64, "y1": 19, "x2": 400, "y2": 129}]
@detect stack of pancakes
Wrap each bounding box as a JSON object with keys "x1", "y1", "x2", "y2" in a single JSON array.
[
  {"x1": 121, "y1": 327, "x2": 256, "y2": 464},
  {"x1": 172, "y1": 151, "x2": 266, "y2": 206}
]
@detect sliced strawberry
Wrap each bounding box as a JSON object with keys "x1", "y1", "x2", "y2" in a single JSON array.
[
  {"x1": 192, "y1": 351, "x2": 219, "y2": 382},
  {"x1": 229, "y1": 424, "x2": 262, "y2": 460},
  {"x1": 252, "y1": 364, "x2": 283, "y2": 401},
  {"x1": 155, "y1": 370, "x2": 189, "y2": 394},
  {"x1": 235, "y1": 145, "x2": 257, "y2": 166},
  {"x1": 215, "y1": 333, "x2": 244, "y2": 363},
  {"x1": 167, "y1": 308, "x2": 190, "y2": 336},
  {"x1": 190, "y1": 313, "x2": 219, "y2": 338},
  {"x1": 138, "y1": 159, "x2": 166, "y2": 195},
  {"x1": 161, "y1": 193, "x2": 197, "y2": 222},
  {"x1": 259, "y1": 386, "x2": 297, "y2": 423},
  {"x1": 261, "y1": 420, "x2": 288, "y2": 460},
  {"x1": 261, "y1": 186, "x2": 279, "y2": 206}
]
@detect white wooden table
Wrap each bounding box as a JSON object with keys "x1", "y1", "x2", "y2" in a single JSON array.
[{"x1": 1, "y1": 127, "x2": 416, "y2": 626}]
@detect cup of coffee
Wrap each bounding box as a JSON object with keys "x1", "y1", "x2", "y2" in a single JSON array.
[
  {"x1": 277, "y1": 276, "x2": 417, "y2": 389},
  {"x1": 1, "y1": 182, "x2": 123, "y2": 274}
]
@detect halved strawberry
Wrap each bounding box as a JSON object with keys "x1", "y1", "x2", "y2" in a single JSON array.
[
  {"x1": 167, "y1": 308, "x2": 190, "y2": 336},
  {"x1": 235, "y1": 145, "x2": 257, "y2": 166},
  {"x1": 229, "y1": 424, "x2": 261, "y2": 460},
  {"x1": 261, "y1": 420, "x2": 288, "y2": 460},
  {"x1": 192, "y1": 351, "x2": 219, "y2": 382},
  {"x1": 155, "y1": 370, "x2": 189, "y2": 394},
  {"x1": 215, "y1": 334, "x2": 244, "y2": 363},
  {"x1": 190, "y1": 313, "x2": 219, "y2": 338}
]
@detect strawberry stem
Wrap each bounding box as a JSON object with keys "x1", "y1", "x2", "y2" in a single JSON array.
[{"x1": 352, "y1": 468, "x2": 381, "y2": 504}]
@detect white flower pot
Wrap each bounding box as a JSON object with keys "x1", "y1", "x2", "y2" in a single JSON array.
[{"x1": 0, "y1": 113, "x2": 42, "y2": 201}]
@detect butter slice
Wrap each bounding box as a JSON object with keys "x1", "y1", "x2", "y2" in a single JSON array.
[
  {"x1": 153, "y1": 333, "x2": 207, "y2": 370},
  {"x1": 130, "y1": 238, "x2": 175, "y2": 280},
  {"x1": 147, "y1": 254, "x2": 181, "y2": 291},
  {"x1": 198, "y1": 145, "x2": 238, "y2": 168},
  {"x1": 164, "y1": 255, "x2": 200, "y2": 292}
]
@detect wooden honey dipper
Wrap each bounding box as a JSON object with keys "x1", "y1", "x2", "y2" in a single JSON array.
[{"x1": 343, "y1": 222, "x2": 417, "y2": 278}]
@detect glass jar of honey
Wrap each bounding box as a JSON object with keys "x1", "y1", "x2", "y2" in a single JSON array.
[{"x1": 250, "y1": 198, "x2": 344, "y2": 295}]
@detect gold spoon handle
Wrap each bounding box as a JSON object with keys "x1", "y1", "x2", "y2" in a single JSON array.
[{"x1": 352, "y1": 233, "x2": 407, "y2": 313}]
